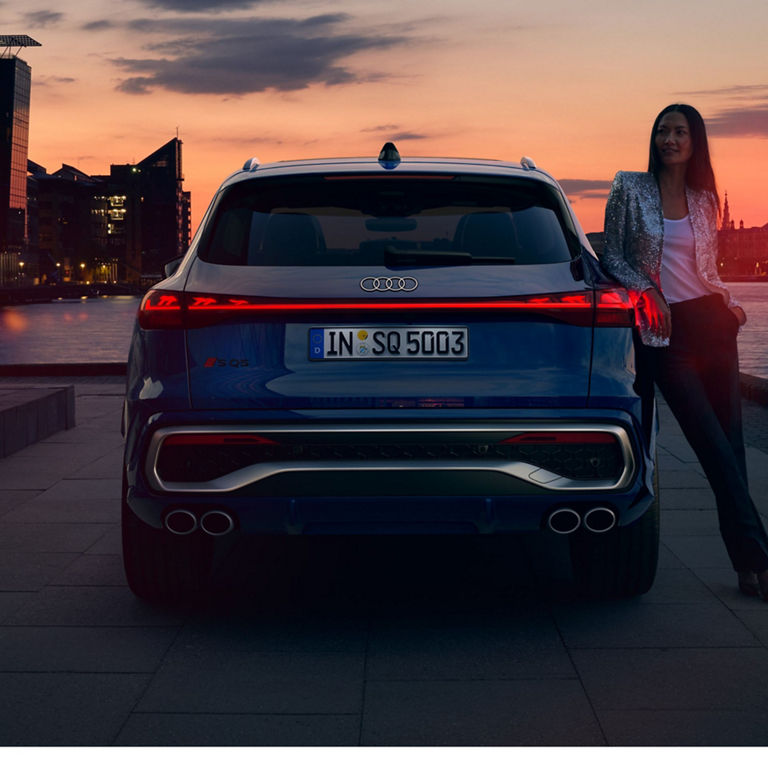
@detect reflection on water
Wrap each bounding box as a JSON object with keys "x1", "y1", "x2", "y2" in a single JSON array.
[
  {"x1": 0, "y1": 296, "x2": 140, "y2": 364},
  {"x1": 730, "y1": 282, "x2": 768, "y2": 380},
  {"x1": 0, "y1": 285, "x2": 765, "y2": 378}
]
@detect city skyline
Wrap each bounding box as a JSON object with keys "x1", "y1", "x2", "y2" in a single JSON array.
[{"x1": 7, "y1": 0, "x2": 768, "y2": 234}]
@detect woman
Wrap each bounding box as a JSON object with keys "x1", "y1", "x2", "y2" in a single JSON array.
[{"x1": 602, "y1": 103, "x2": 768, "y2": 599}]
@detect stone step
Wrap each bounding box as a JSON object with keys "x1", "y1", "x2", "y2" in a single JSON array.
[{"x1": 0, "y1": 386, "x2": 75, "y2": 458}]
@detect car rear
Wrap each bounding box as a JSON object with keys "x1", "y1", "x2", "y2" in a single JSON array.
[{"x1": 122, "y1": 148, "x2": 658, "y2": 601}]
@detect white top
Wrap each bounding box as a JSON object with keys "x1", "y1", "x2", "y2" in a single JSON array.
[{"x1": 660, "y1": 215, "x2": 711, "y2": 304}]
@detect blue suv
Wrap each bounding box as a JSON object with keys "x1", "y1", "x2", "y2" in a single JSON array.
[{"x1": 122, "y1": 143, "x2": 659, "y2": 602}]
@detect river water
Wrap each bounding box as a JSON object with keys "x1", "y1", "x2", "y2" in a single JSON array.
[
  {"x1": 0, "y1": 295, "x2": 141, "y2": 366},
  {"x1": 730, "y1": 282, "x2": 768, "y2": 379},
  {"x1": 0, "y1": 283, "x2": 766, "y2": 378}
]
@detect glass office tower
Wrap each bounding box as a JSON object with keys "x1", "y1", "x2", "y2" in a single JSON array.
[{"x1": 0, "y1": 55, "x2": 32, "y2": 253}]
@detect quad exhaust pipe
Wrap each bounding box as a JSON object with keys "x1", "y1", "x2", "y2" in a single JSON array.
[
  {"x1": 164, "y1": 509, "x2": 198, "y2": 535},
  {"x1": 164, "y1": 509, "x2": 236, "y2": 536},
  {"x1": 547, "y1": 506, "x2": 616, "y2": 535},
  {"x1": 547, "y1": 507, "x2": 582, "y2": 535},
  {"x1": 583, "y1": 507, "x2": 616, "y2": 534},
  {"x1": 200, "y1": 510, "x2": 236, "y2": 536}
]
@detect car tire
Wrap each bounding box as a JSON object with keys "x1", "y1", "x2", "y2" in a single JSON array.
[
  {"x1": 570, "y1": 463, "x2": 660, "y2": 599},
  {"x1": 122, "y1": 477, "x2": 214, "y2": 603}
]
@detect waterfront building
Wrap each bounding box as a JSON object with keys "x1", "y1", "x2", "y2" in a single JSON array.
[
  {"x1": 27, "y1": 163, "x2": 114, "y2": 283},
  {"x1": 718, "y1": 192, "x2": 768, "y2": 278},
  {"x1": 0, "y1": 36, "x2": 39, "y2": 285},
  {"x1": 27, "y1": 138, "x2": 191, "y2": 285},
  {"x1": 102, "y1": 138, "x2": 190, "y2": 281}
]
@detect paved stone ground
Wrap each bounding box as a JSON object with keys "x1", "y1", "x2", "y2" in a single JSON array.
[
  {"x1": 743, "y1": 398, "x2": 768, "y2": 453},
  {"x1": 1, "y1": 376, "x2": 768, "y2": 746}
]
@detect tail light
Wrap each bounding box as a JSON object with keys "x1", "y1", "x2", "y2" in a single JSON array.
[
  {"x1": 138, "y1": 288, "x2": 635, "y2": 329},
  {"x1": 162, "y1": 433, "x2": 278, "y2": 447},
  {"x1": 594, "y1": 288, "x2": 635, "y2": 327},
  {"x1": 138, "y1": 290, "x2": 185, "y2": 329}
]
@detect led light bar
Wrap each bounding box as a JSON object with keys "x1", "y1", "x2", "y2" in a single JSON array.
[{"x1": 138, "y1": 288, "x2": 635, "y2": 330}]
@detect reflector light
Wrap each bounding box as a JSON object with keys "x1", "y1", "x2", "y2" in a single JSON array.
[
  {"x1": 163, "y1": 433, "x2": 278, "y2": 447},
  {"x1": 500, "y1": 432, "x2": 617, "y2": 445}
]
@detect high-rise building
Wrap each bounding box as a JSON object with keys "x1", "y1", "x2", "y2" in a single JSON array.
[
  {"x1": 0, "y1": 35, "x2": 39, "y2": 283},
  {"x1": 105, "y1": 138, "x2": 190, "y2": 280}
]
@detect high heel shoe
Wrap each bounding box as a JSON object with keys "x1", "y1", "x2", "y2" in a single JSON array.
[{"x1": 738, "y1": 571, "x2": 760, "y2": 597}]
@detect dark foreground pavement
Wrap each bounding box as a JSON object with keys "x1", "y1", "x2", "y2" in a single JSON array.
[{"x1": 1, "y1": 375, "x2": 768, "y2": 747}]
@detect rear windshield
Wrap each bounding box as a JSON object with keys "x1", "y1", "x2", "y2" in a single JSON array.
[{"x1": 200, "y1": 175, "x2": 575, "y2": 266}]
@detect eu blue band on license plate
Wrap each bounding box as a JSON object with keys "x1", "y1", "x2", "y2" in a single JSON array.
[{"x1": 309, "y1": 327, "x2": 468, "y2": 360}]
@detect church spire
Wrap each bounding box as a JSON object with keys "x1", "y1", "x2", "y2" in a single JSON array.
[{"x1": 722, "y1": 191, "x2": 731, "y2": 230}]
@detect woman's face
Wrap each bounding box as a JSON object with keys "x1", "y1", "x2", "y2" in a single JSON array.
[{"x1": 655, "y1": 111, "x2": 693, "y2": 168}]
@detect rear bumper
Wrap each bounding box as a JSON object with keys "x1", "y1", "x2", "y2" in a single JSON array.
[
  {"x1": 124, "y1": 407, "x2": 655, "y2": 536},
  {"x1": 145, "y1": 420, "x2": 636, "y2": 494}
]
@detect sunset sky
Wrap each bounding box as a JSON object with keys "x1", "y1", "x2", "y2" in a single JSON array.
[{"x1": 7, "y1": 0, "x2": 768, "y2": 234}]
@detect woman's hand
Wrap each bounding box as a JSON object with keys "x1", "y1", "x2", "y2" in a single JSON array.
[
  {"x1": 638, "y1": 286, "x2": 671, "y2": 338},
  {"x1": 729, "y1": 305, "x2": 747, "y2": 327}
]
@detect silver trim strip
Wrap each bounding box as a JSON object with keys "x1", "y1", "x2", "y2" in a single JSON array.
[{"x1": 145, "y1": 422, "x2": 636, "y2": 494}]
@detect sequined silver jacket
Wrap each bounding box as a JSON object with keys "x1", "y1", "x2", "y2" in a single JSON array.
[{"x1": 602, "y1": 171, "x2": 734, "y2": 346}]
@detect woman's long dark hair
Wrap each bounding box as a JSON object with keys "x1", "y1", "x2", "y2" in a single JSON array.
[{"x1": 648, "y1": 103, "x2": 720, "y2": 214}]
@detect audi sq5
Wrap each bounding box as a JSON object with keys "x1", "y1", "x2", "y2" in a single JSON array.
[{"x1": 122, "y1": 143, "x2": 659, "y2": 602}]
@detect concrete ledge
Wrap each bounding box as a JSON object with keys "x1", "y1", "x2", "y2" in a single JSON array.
[
  {"x1": 741, "y1": 373, "x2": 768, "y2": 407},
  {"x1": 0, "y1": 386, "x2": 76, "y2": 458},
  {"x1": 0, "y1": 363, "x2": 126, "y2": 377}
]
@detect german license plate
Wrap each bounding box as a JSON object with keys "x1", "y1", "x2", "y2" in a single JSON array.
[{"x1": 309, "y1": 327, "x2": 468, "y2": 360}]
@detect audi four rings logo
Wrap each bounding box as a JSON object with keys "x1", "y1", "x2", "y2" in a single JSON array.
[{"x1": 360, "y1": 276, "x2": 419, "y2": 292}]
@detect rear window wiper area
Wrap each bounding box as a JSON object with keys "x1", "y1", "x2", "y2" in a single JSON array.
[{"x1": 384, "y1": 246, "x2": 515, "y2": 267}]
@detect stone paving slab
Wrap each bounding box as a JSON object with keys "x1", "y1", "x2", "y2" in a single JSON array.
[
  {"x1": 0, "y1": 673, "x2": 150, "y2": 746},
  {"x1": 115, "y1": 713, "x2": 361, "y2": 747},
  {"x1": 0, "y1": 626, "x2": 178, "y2": 672},
  {"x1": 634, "y1": 565, "x2": 717, "y2": 604},
  {"x1": 0, "y1": 375, "x2": 766, "y2": 747},
  {"x1": 570, "y1": 647, "x2": 768, "y2": 711},
  {"x1": 2, "y1": 497, "x2": 121, "y2": 524},
  {"x1": 663, "y1": 534, "x2": 738, "y2": 570},
  {"x1": 51, "y1": 553, "x2": 128, "y2": 587},
  {"x1": 0, "y1": 522, "x2": 115, "y2": 553},
  {"x1": 6, "y1": 585, "x2": 185, "y2": 627},
  {"x1": 553, "y1": 600, "x2": 761, "y2": 648},
  {"x1": 176, "y1": 613, "x2": 368, "y2": 655},
  {"x1": 596, "y1": 710, "x2": 768, "y2": 747},
  {"x1": 136, "y1": 649, "x2": 366, "y2": 715},
  {"x1": 360, "y1": 679, "x2": 605, "y2": 746},
  {"x1": 365, "y1": 610, "x2": 573, "y2": 680},
  {"x1": 0, "y1": 551, "x2": 79, "y2": 592}
]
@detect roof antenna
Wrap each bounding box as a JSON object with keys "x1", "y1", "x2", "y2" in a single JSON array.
[{"x1": 378, "y1": 141, "x2": 401, "y2": 169}]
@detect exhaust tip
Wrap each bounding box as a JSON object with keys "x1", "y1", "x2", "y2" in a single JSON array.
[
  {"x1": 583, "y1": 506, "x2": 616, "y2": 533},
  {"x1": 164, "y1": 509, "x2": 198, "y2": 535},
  {"x1": 200, "y1": 510, "x2": 235, "y2": 537},
  {"x1": 547, "y1": 507, "x2": 581, "y2": 535}
]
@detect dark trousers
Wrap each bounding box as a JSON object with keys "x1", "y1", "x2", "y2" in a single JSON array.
[{"x1": 638, "y1": 294, "x2": 768, "y2": 573}]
